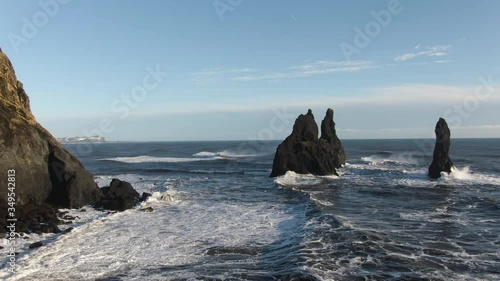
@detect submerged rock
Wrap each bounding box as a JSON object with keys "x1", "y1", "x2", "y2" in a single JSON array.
[
  {"x1": 29, "y1": 241, "x2": 43, "y2": 249},
  {"x1": 0, "y1": 48, "x2": 101, "y2": 208},
  {"x1": 140, "y1": 207, "x2": 154, "y2": 212},
  {"x1": 139, "y1": 192, "x2": 152, "y2": 202},
  {"x1": 95, "y1": 179, "x2": 140, "y2": 211},
  {"x1": 270, "y1": 108, "x2": 345, "y2": 177},
  {"x1": 428, "y1": 118, "x2": 454, "y2": 178},
  {"x1": 63, "y1": 227, "x2": 74, "y2": 234}
]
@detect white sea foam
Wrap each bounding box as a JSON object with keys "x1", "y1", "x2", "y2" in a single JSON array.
[
  {"x1": 100, "y1": 155, "x2": 222, "y2": 163},
  {"x1": 445, "y1": 166, "x2": 473, "y2": 180},
  {"x1": 141, "y1": 189, "x2": 181, "y2": 205},
  {"x1": 274, "y1": 171, "x2": 339, "y2": 187},
  {"x1": 192, "y1": 151, "x2": 219, "y2": 157},
  {"x1": 193, "y1": 150, "x2": 258, "y2": 158},
  {"x1": 346, "y1": 159, "x2": 500, "y2": 188},
  {"x1": 309, "y1": 192, "x2": 335, "y2": 207},
  {"x1": 361, "y1": 152, "x2": 418, "y2": 166},
  {"x1": 0, "y1": 174, "x2": 302, "y2": 280},
  {"x1": 441, "y1": 166, "x2": 500, "y2": 186}
]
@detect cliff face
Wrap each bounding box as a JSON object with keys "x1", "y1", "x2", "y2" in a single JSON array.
[
  {"x1": 0, "y1": 48, "x2": 101, "y2": 208},
  {"x1": 270, "y1": 108, "x2": 346, "y2": 177}
]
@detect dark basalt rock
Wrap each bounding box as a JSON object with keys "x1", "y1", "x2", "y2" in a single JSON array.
[
  {"x1": 140, "y1": 207, "x2": 154, "y2": 212},
  {"x1": 63, "y1": 227, "x2": 74, "y2": 234},
  {"x1": 95, "y1": 179, "x2": 140, "y2": 211},
  {"x1": 270, "y1": 108, "x2": 345, "y2": 177},
  {"x1": 0, "y1": 49, "x2": 101, "y2": 208},
  {"x1": 139, "y1": 192, "x2": 152, "y2": 202},
  {"x1": 428, "y1": 118, "x2": 454, "y2": 178},
  {"x1": 0, "y1": 200, "x2": 64, "y2": 234},
  {"x1": 28, "y1": 241, "x2": 43, "y2": 249}
]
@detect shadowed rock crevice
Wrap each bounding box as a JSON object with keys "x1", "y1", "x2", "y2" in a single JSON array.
[
  {"x1": 428, "y1": 118, "x2": 454, "y2": 178},
  {"x1": 47, "y1": 141, "x2": 76, "y2": 207},
  {"x1": 270, "y1": 108, "x2": 345, "y2": 177}
]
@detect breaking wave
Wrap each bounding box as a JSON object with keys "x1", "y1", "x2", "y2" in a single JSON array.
[
  {"x1": 274, "y1": 171, "x2": 339, "y2": 187},
  {"x1": 193, "y1": 150, "x2": 259, "y2": 158},
  {"x1": 361, "y1": 152, "x2": 420, "y2": 165},
  {"x1": 99, "y1": 155, "x2": 222, "y2": 163}
]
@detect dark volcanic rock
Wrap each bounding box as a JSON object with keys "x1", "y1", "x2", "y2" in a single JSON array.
[
  {"x1": 28, "y1": 241, "x2": 43, "y2": 249},
  {"x1": 0, "y1": 49, "x2": 101, "y2": 208},
  {"x1": 428, "y1": 118, "x2": 454, "y2": 178},
  {"x1": 270, "y1": 108, "x2": 345, "y2": 177},
  {"x1": 95, "y1": 179, "x2": 140, "y2": 211},
  {"x1": 63, "y1": 227, "x2": 74, "y2": 234},
  {"x1": 140, "y1": 207, "x2": 154, "y2": 212},
  {"x1": 319, "y1": 108, "x2": 346, "y2": 168},
  {"x1": 0, "y1": 199, "x2": 62, "y2": 234},
  {"x1": 139, "y1": 192, "x2": 152, "y2": 202}
]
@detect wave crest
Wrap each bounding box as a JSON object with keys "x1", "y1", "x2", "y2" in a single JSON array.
[
  {"x1": 361, "y1": 152, "x2": 419, "y2": 165},
  {"x1": 274, "y1": 171, "x2": 339, "y2": 187},
  {"x1": 193, "y1": 150, "x2": 258, "y2": 158},
  {"x1": 100, "y1": 155, "x2": 221, "y2": 163}
]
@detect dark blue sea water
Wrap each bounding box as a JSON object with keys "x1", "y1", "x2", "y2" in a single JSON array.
[{"x1": 6, "y1": 139, "x2": 500, "y2": 280}]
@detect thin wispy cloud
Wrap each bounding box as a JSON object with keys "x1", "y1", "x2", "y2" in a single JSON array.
[
  {"x1": 459, "y1": 124, "x2": 500, "y2": 130},
  {"x1": 231, "y1": 60, "x2": 376, "y2": 82},
  {"x1": 434, "y1": 60, "x2": 453, "y2": 64},
  {"x1": 192, "y1": 68, "x2": 257, "y2": 83},
  {"x1": 394, "y1": 45, "x2": 452, "y2": 62}
]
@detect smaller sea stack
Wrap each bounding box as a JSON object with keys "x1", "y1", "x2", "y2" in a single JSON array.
[{"x1": 428, "y1": 118, "x2": 454, "y2": 178}]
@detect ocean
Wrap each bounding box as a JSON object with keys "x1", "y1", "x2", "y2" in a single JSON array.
[{"x1": 3, "y1": 139, "x2": 500, "y2": 280}]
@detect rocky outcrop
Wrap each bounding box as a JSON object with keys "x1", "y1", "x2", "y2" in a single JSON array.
[
  {"x1": 0, "y1": 48, "x2": 101, "y2": 208},
  {"x1": 428, "y1": 118, "x2": 454, "y2": 178},
  {"x1": 270, "y1": 108, "x2": 345, "y2": 177},
  {"x1": 95, "y1": 179, "x2": 140, "y2": 211},
  {"x1": 0, "y1": 199, "x2": 62, "y2": 234}
]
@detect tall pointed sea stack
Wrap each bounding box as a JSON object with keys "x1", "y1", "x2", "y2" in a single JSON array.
[
  {"x1": 428, "y1": 118, "x2": 454, "y2": 178},
  {"x1": 0, "y1": 48, "x2": 101, "y2": 208},
  {"x1": 270, "y1": 108, "x2": 345, "y2": 177}
]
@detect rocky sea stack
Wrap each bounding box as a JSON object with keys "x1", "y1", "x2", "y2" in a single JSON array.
[
  {"x1": 270, "y1": 108, "x2": 345, "y2": 177},
  {"x1": 428, "y1": 118, "x2": 454, "y2": 178}
]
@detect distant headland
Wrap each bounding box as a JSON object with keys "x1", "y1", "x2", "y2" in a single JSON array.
[{"x1": 57, "y1": 136, "x2": 106, "y2": 143}]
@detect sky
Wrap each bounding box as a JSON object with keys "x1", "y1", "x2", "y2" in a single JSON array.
[{"x1": 0, "y1": 0, "x2": 499, "y2": 141}]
